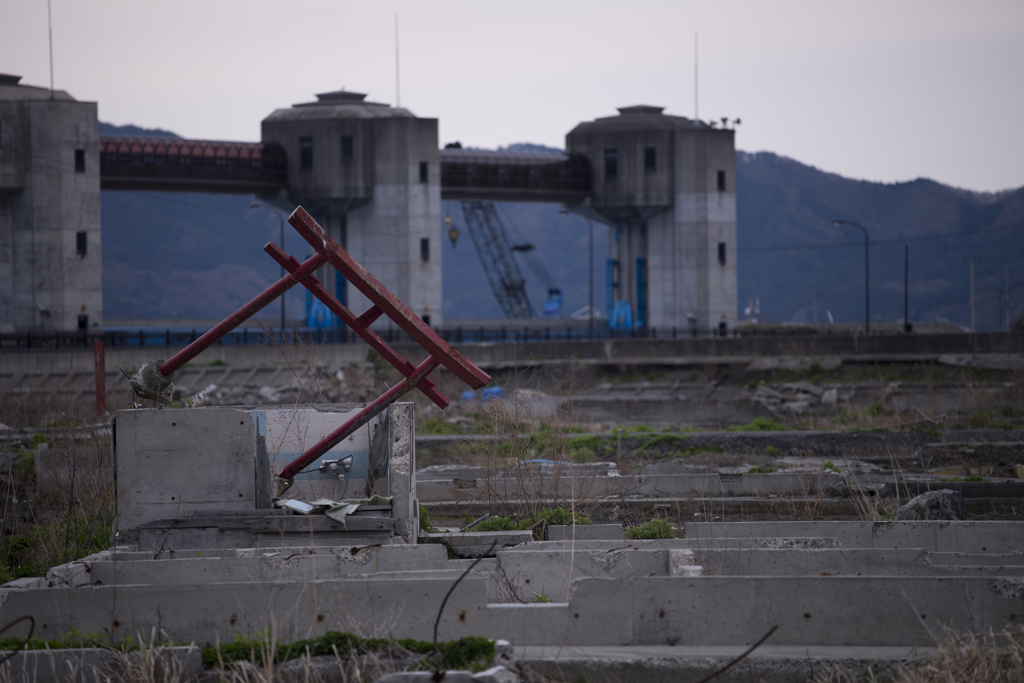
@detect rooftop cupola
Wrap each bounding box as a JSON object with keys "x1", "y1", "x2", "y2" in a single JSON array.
[{"x1": 617, "y1": 105, "x2": 665, "y2": 115}]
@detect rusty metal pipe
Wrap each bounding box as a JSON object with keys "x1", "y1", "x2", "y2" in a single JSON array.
[
  {"x1": 159, "y1": 252, "x2": 327, "y2": 376},
  {"x1": 276, "y1": 355, "x2": 440, "y2": 486},
  {"x1": 264, "y1": 242, "x2": 450, "y2": 409},
  {"x1": 288, "y1": 207, "x2": 490, "y2": 389}
]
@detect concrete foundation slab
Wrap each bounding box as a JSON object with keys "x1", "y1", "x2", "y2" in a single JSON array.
[{"x1": 2, "y1": 575, "x2": 1020, "y2": 648}]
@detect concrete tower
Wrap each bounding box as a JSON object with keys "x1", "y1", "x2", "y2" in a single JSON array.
[
  {"x1": 0, "y1": 74, "x2": 101, "y2": 333},
  {"x1": 566, "y1": 106, "x2": 737, "y2": 333},
  {"x1": 261, "y1": 91, "x2": 442, "y2": 328}
]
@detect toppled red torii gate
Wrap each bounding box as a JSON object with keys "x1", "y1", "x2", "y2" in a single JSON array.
[{"x1": 134, "y1": 206, "x2": 490, "y2": 496}]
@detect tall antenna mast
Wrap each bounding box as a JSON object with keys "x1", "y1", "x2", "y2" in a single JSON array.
[
  {"x1": 47, "y1": 0, "x2": 55, "y2": 99},
  {"x1": 394, "y1": 13, "x2": 401, "y2": 108},
  {"x1": 694, "y1": 31, "x2": 698, "y2": 121}
]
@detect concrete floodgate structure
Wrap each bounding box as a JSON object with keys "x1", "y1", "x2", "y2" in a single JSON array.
[{"x1": 1, "y1": 404, "x2": 1023, "y2": 681}]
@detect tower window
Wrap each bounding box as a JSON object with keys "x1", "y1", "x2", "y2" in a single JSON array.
[
  {"x1": 718, "y1": 242, "x2": 726, "y2": 266},
  {"x1": 75, "y1": 149, "x2": 85, "y2": 172},
  {"x1": 644, "y1": 147, "x2": 656, "y2": 171},
  {"x1": 299, "y1": 137, "x2": 313, "y2": 171},
  {"x1": 341, "y1": 135, "x2": 353, "y2": 161},
  {"x1": 604, "y1": 149, "x2": 618, "y2": 180},
  {"x1": 420, "y1": 238, "x2": 430, "y2": 262},
  {"x1": 419, "y1": 161, "x2": 429, "y2": 183},
  {"x1": 78, "y1": 315, "x2": 89, "y2": 330},
  {"x1": 76, "y1": 231, "x2": 88, "y2": 256},
  {"x1": 717, "y1": 170, "x2": 726, "y2": 192}
]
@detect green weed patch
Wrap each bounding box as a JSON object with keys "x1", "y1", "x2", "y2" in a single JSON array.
[
  {"x1": 204, "y1": 631, "x2": 495, "y2": 671},
  {"x1": 727, "y1": 418, "x2": 786, "y2": 432},
  {"x1": 625, "y1": 519, "x2": 676, "y2": 539}
]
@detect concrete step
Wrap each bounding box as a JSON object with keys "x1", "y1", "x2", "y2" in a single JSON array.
[
  {"x1": 422, "y1": 496, "x2": 1024, "y2": 522},
  {"x1": 683, "y1": 520, "x2": 1024, "y2": 553},
  {"x1": 1, "y1": 575, "x2": 1019, "y2": 648},
  {"x1": 515, "y1": 644, "x2": 934, "y2": 683}
]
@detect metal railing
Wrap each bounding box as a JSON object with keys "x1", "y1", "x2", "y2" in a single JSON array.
[{"x1": 0, "y1": 323, "x2": 881, "y2": 352}]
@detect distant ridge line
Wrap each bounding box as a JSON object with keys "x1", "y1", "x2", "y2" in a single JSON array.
[{"x1": 739, "y1": 220, "x2": 1024, "y2": 253}]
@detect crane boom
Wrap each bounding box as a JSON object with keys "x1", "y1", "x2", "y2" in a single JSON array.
[{"x1": 460, "y1": 201, "x2": 535, "y2": 319}]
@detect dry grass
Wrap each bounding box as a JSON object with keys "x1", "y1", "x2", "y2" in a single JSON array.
[
  {"x1": 814, "y1": 626, "x2": 1024, "y2": 683},
  {"x1": 109, "y1": 631, "x2": 198, "y2": 683},
  {"x1": 754, "y1": 472, "x2": 829, "y2": 521},
  {"x1": 0, "y1": 393, "x2": 114, "y2": 582},
  {"x1": 440, "y1": 345, "x2": 628, "y2": 526},
  {"x1": 262, "y1": 325, "x2": 381, "y2": 407}
]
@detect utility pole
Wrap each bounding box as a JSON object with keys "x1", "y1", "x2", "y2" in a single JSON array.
[
  {"x1": 589, "y1": 218, "x2": 595, "y2": 340},
  {"x1": 832, "y1": 220, "x2": 869, "y2": 333},
  {"x1": 694, "y1": 31, "x2": 699, "y2": 121},
  {"x1": 965, "y1": 256, "x2": 977, "y2": 332},
  {"x1": 47, "y1": 0, "x2": 55, "y2": 99},
  {"x1": 394, "y1": 13, "x2": 401, "y2": 108},
  {"x1": 1007, "y1": 271, "x2": 1012, "y2": 332},
  {"x1": 999, "y1": 284, "x2": 1003, "y2": 333},
  {"x1": 904, "y1": 244, "x2": 911, "y2": 332},
  {"x1": 250, "y1": 201, "x2": 287, "y2": 333}
]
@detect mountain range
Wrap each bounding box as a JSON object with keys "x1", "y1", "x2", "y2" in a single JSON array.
[{"x1": 99, "y1": 123, "x2": 1024, "y2": 330}]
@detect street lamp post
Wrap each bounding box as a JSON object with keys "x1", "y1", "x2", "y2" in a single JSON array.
[
  {"x1": 250, "y1": 201, "x2": 287, "y2": 335},
  {"x1": 833, "y1": 219, "x2": 869, "y2": 333},
  {"x1": 559, "y1": 209, "x2": 597, "y2": 338},
  {"x1": 904, "y1": 244, "x2": 911, "y2": 333},
  {"x1": 587, "y1": 217, "x2": 594, "y2": 340}
]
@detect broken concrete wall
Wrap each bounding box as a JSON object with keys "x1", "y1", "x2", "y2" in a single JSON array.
[
  {"x1": 115, "y1": 407, "x2": 261, "y2": 540},
  {"x1": 114, "y1": 402, "x2": 417, "y2": 546},
  {"x1": 390, "y1": 403, "x2": 418, "y2": 544}
]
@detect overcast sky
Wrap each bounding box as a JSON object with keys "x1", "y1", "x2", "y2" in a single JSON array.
[{"x1": 3, "y1": 0, "x2": 1022, "y2": 192}]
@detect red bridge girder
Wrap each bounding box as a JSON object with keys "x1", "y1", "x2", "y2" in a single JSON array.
[{"x1": 99, "y1": 136, "x2": 287, "y2": 194}]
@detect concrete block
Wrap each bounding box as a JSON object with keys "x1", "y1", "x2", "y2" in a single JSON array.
[
  {"x1": 0, "y1": 646, "x2": 201, "y2": 683},
  {"x1": 871, "y1": 521, "x2": 1022, "y2": 553},
  {"x1": 547, "y1": 524, "x2": 623, "y2": 541}
]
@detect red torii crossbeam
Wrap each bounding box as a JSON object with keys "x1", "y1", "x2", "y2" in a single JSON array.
[{"x1": 153, "y1": 206, "x2": 490, "y2": 495}]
